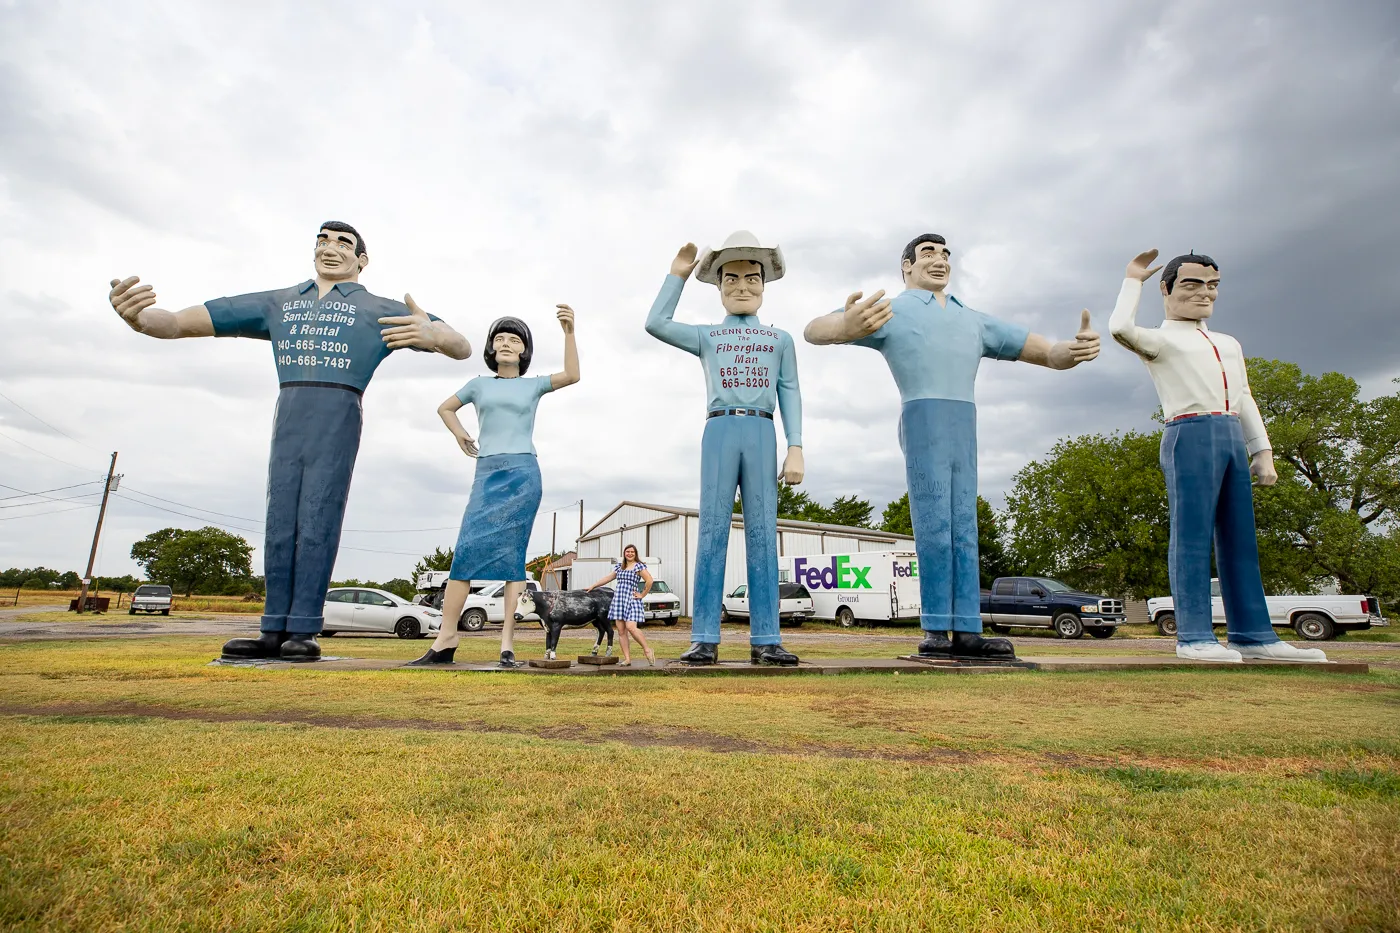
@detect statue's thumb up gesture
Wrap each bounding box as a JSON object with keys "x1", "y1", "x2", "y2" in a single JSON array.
[{"x1": 379, "y1": 295, "x2": 438, "y2": 350}]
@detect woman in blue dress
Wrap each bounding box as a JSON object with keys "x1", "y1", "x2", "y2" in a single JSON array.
[
  {"x1": 586, "y1": 544, "x2": 657, "y2": 666},
  {"x1": 411, "y1": 304, "x2": 580, "y2": 668}
]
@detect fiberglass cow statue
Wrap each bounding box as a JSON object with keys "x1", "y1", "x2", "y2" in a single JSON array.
[{"x1": 516, "y1": 588, "x2": 616, "y2": 661}]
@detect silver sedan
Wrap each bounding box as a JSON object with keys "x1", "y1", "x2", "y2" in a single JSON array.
[{"x1": 321, "y1": 587, "x2": 442, "y2": 639}]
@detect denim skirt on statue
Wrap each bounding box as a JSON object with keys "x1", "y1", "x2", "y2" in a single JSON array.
[{"x1": 450, "y1": 453, "x2": 542, "y2": 582}]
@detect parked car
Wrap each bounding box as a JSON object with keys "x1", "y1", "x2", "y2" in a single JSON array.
[
  {"x1": 980, "y1": 577, "x2": 1127, "y2": 639},
  {"x1": 458, "y1": 580, "x2": 543, "y2": 632},
  {"x1": 129, "y1": 584, "x2": 173, "y2": 616},
  {"x1": 721, "y1": 582, "x2": 815, "y2": 626},
  {"x1": 641, "y1": 580, "x2": 682, "y2": 625},
  {"x1": 321, "y1": 587, "x2": 442, "y2": 639},
  {"x1": 1146, "y1": 579, "x2": 1387, "y2": 641}
]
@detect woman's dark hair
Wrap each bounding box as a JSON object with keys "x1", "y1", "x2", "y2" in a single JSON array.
[
  {"x1": 319, "y1": 220, "x2": 366, "y2": 257},
  {"x1": 484, "y1": 316, "x2": 534, "y2": 374},
  {"x1": 1162, "y1": 252, "x2": 1219, "y2": 294},
  {"x1": 618, "y1": 544, "x2": 639, "y2": 570}
]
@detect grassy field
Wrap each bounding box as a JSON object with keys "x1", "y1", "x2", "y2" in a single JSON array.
[
  {"x1": 1, "y1": 634, "x2": 1398, "y2": 932},
  {"x1": 3, "y1": 589, "x2": 260, "y2": 614}
]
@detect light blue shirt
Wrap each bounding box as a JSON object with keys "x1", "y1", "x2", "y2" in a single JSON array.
[
  {"x1": 850, "y1": 290, "x2": 1029, "y2": 404},
  {"x1": 454, "y1": 375, "x2": 555, "y2": 457},
  {"x1": 645, "y1": 275, "x2": 803, "y2": 447}
]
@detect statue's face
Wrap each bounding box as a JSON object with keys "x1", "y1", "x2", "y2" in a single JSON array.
[
  {"x1": 492, "y1": 331, "x2": 525, "y2": 367},
  {"x1": 719, "y1": 260, "x2": 765, "y2": 316},
  {"x1": 1161, "y1": 262, "x2": 1220, "y2": 321},
  {"x1": 902, "y1": 240, "x2": 951, "y2": 292},
  {"x1": 314, "y1": 228, "x2": 367, "y2": 280}
]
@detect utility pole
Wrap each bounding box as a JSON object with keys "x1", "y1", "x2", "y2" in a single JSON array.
[{"x1": 75, "y1": 451, "x2": 119, "y2": 614}]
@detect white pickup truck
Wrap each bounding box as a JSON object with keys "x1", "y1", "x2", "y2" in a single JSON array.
[
  {"x1": 129, "y1": 584, "x2": 173, "y2": 615},
  {"x1": 1147, "y1": 580, "x2": 1386, "y2": 641},
  {"x1": 413, "y1": 572, "x2": 543, "y2": 632}
]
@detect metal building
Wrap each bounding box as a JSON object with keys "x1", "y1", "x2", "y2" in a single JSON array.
[{"x1": 575, "y1": 501, "x2": 916, "y2": 617}]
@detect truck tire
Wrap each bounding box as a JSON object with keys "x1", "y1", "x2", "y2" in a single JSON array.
[
  {"x1": 1294, "y1": 613, "x2": 1334, "y2": 641},
  {"x1": 161, "y1": 609, "x2": 170, "y2": 616},
  {"x1": 460, "y1": 608, "x2": 487, "y2": 632},
  {"x1": 663, "y1": 617, "x2": 678, "y2": 626},
  {"x1": 128, "y1": 608, "x2": 135, "y2": 615},
  {"x1": 836, "y1": 606, "x2": 856, "y2": 628},
  {"x1": 1155, "y1": 612, "x2": 1177, "y2": 637},
  {"x1": 989, "y1": 624, "x2": 1010, "y2": 634},
  {"x1": 1088, "y1": 626, "x2": 1115, "y2": 639},
  {"x1": 395, "y1": 617, "x2": 422, "y2": 639},
  {"x1": 1053, "y1": 613, "x2": 1084, "y2": 639},
  {"x1": 720, "y1": 607, "x2": 729, "y2": 623}
]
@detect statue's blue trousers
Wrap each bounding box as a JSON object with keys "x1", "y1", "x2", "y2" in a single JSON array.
[
  {"x1": 1160, "y1": 414, "x2": 1278, "y2": 646},
  {"x1": 900, "y1": 398, "x2": 984, "y2": 633},
  {"x1": 260, "y1": 384, "x2": 363, "y2": 635},
  {"x1": 690, "y1": 413, "x2": 781, "y2": 645}
]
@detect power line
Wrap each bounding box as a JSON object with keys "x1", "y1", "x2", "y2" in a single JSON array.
[
  {"x1": 109, "y1": 492, "x2": 263, "y2": 533},
  {"x1": 119, "y1": 486, "x2": 267, "y2": 525},
  {"x1": 0, "y1": 491, "x2": 104, "y2": 510},
  {"x1": 0, "y1": 389, "x2": 106, "y2": 454},
  {"x1": 0, "y1": 503, "x2": 99, "y2": 522},
  {"x1": 0, "y1": 481, "x2": 105, "y2": 502},
  {"x1": 0, "y1": 429, "x2": 108, "y2": 475}
]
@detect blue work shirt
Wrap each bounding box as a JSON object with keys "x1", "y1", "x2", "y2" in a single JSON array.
[
  {"x1": 850, "y1": 290, "x2": 1029, "y2": 404},
  {"x1": 454, "y1": 375, "x2": 555, "y2": 458},
  {"x1": 205, "y1": 281, "x2": 439, "y2": 393},
  {"x1": 645, "y1": 274, "x2": 803, "y2": 448}
]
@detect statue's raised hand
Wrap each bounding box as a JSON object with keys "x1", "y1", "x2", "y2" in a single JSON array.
[
  {"x1": 109, "y1": 276, "x2": 157, "y2": 332},
  {"x1": 556, "y1": 304, "x2": 575, "y2": 334},
  {"x1": 671, "y1": 243, "x2": 699, "y2": 280},
  {"x1": 1126, "y1": 249, "x2": 1164, "y2": 282}
]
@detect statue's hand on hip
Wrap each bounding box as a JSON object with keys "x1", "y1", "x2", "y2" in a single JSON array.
[
  {"x1": 780, "y1": 446, "x2": 805, "y2": 485},
  {"x1": 1250, "y1": 451, "x2": 1277, "y2": 486},
  {"x1": 457, "y1": 434, "x2": 479, "y2": 458}
]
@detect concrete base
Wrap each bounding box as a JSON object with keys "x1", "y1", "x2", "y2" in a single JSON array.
[
  {"x1": 211, "y1": 655, "x2": 358, "y2": 667},
  {"x1": 578, "y1": 655, "x2": 618, "y2": 665},
  {"x1": 528, "y1": 658, "x2": 573, "y2": 669},
  {"x1": 212, "y1": 655, "x2": 1369, "y2": 675}
]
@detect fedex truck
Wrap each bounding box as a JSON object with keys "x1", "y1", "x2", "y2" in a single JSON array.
[{"x1": 777, "y1": 550, "x2": 921, "y2": 627}]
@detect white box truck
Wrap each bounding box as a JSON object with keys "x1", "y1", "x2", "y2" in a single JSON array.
[{"x1": 777, "y1": 550, "x2": 921, "y2": 627}]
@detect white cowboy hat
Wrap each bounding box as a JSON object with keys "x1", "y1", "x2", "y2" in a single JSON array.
[{"x1": 695, "y1": 230, "x2": 786, "y2": 285}]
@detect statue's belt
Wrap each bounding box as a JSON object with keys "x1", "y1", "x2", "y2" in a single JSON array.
[
  {"x1": 707, "y1": 408, "x2": 773, "y2": 420},
  {"x1": 279, "y1": 381, "x2": 364, "y2": 396}
]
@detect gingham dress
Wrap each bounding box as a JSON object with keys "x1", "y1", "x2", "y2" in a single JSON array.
[{"x1": 608, "y1": 562, "x2": 647, "y2": 624}]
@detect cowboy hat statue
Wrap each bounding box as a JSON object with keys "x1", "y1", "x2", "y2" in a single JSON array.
[{"x1": 645, "y1": 231, "x2": 805, "y2": 666}]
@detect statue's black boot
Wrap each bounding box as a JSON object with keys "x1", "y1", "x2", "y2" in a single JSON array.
[
  {"x1": 678, "y1": 642, "x2": 718, "y2": 665},
  {"x1": 407, "y1": 645, "x2": 457, "y2": 666},
  {"x1": 279, "y1": 634, "x2": 321, "y2": 660},
  {"x1": 751, "y1": 643, "x2": 799, "y2": 666},
  {"x1": 916, "y1": 632, "x2": 953, "y2": 657},
  {"x1": 221, "y1": 631, "x2": 287, "y2": 659},
  {"x1": 950, "y1": 630, "x2": 1016, "y2": 660}
]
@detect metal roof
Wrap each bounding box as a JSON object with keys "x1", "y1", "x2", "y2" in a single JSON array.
[{"x1": 580, "y1": 500, "x2": 914, "y2": 543}]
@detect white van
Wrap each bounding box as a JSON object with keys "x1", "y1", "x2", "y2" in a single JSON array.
[{"x1": 777, "y1": 550, "x2": 920, "y2": 627}]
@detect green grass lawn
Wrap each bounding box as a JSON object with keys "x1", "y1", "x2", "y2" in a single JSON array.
[{"x1": 2, "y1": 636, "x2": 1398, "y2": 932}]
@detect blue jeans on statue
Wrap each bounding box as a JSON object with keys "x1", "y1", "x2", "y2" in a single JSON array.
[
  {"x1": 1160, "y1": 414, "x2": 1279, "y2": 647},
  {"x1": 260, "y1": 384, "x2": 363, "y2": 635},
  {"x1": 900, "y1": 398, "x2": 983, "y2": 634},
  {"x1": 689, "y1": 413, "x2": 781, "y2": 646}
]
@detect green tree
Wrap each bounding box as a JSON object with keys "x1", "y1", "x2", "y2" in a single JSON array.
[
  {"x1": 381, "y1": 578, "x2": 415, "y2": 600},
  {"x1": 1004, "y1": 431, "x2": 1170, "y2": 599},
  {"x1": 881, "y1": 493, "x2": 1015, "y2": 587},
  {"x1": 411, "y1": 546, "x2": 454, "y2": 583},
  {"x1": 129, "y1": 527, "x2": 254, "y2": 597},
  {"x1": 823, "y1": 495, "x2": 874, "y2": 529},
  {"x1": 1249, "y1": 362, "x2": 1400, "y2": 600}
]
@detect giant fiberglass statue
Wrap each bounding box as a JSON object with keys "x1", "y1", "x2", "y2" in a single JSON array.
[
  {"x1": 1108, "y1": 249, "x2": 1326, "y2": 663},
  {"x1": 108, "y1": 222, "x2": 472, "y2": 660},
  {"x1": 805, "y1": 233, "x2": 1100, "y2": 661},
  {"x1": 410, "y1": 305, "x2": 581, "y2": 668},
  {"x1": 645, "y1": 231, "x2": 804, "y2": 666}
]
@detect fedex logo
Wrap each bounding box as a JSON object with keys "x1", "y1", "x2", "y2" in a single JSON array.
[
  {"x1": 893, "y1": 561, "x2": 918, "y2": 578},
  {"x1": 793, "y1": 556, "x2": 872, "y2": 590}
]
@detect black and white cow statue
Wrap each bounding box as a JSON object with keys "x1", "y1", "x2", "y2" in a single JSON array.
[{"x1": 516, "y1": 588, "x2": 616, "y2": 661}]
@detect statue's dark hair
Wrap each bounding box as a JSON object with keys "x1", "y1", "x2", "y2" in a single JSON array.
[
  {"x1": 1162, "y1": 252, "x2": 1219, "y2": 294},
  {"x1": 900, "y1": 233, "x2": 949, "y2": 274},
  {"x1": 319, "y1": 220, "x2": 366, "y2": 257},
  {"x1": 484, "y1": 316, "x2": 534, "y2": 374},
  {"x1": 719, "y1": 258, "x2": 765, "y2": 283}
]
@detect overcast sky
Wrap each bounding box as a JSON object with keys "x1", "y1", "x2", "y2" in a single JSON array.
[{"x1": 2, "y1": 0, "x2": 1397, "y2": 584}]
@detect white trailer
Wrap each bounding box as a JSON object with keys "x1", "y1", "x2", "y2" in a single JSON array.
[{"x1": 777, "y1": 550, "x2": 921, "y2": 627}]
